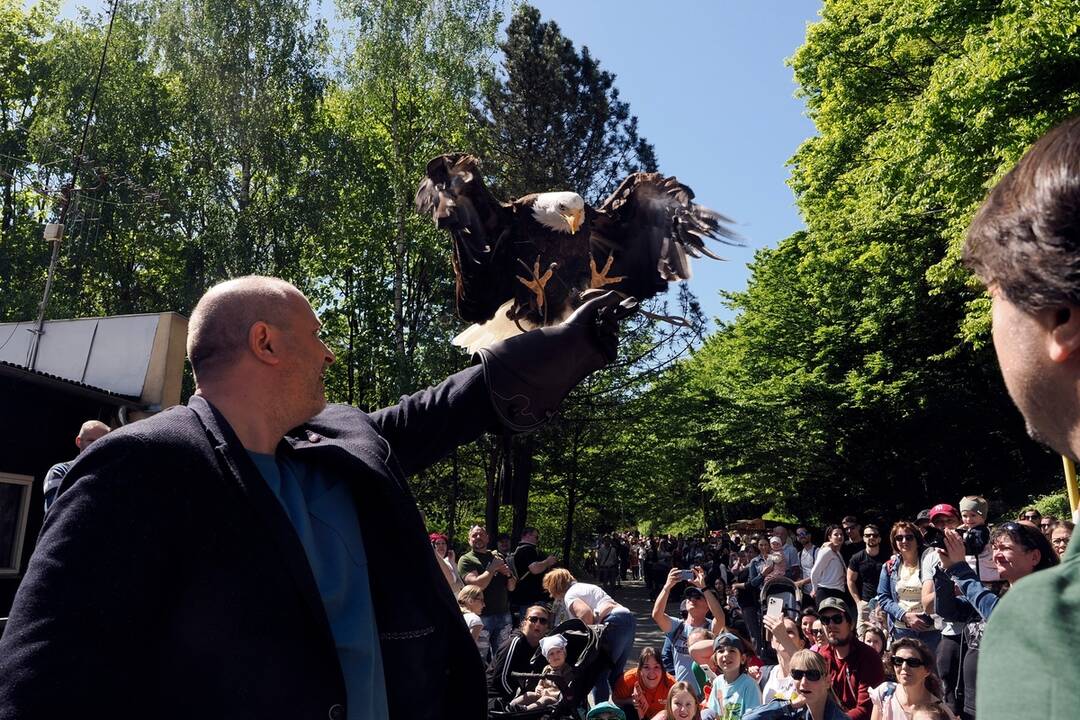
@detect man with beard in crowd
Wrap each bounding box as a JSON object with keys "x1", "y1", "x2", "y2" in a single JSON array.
[
  {"x1": 845, "y1": 524, "x2": 884, "y2": 631},
  {"x1": 816, "y1": 597, "x2": 884, "y2": 720},
  {"x1": 840, "y1": 516, "x2": 865, "y2": 565},
  {"x1": 961, "y1": 114, "x2": 1080, "y2": 719},
  {"x1": 460, "y1": 525, "x2": 518, "y2": 652}
]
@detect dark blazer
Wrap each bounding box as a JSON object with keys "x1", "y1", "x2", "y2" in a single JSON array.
[{"x1": 0, "y1": 366, "x2": 494, "y2": 719}]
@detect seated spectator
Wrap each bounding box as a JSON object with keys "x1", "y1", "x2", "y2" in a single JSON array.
[
  {"x1": 932, "y1": 523, "x2": 1058, "y2": 720},
  {"x1": 651, "y1": 567, "x2": 729, "y2": 697},
  {"x1": 664, "y1": 681, "x2": 702, "y2": 720},
  {"x1": 869, "y1": 638, "x2": 954, "y2": 720},
  {"x1": 542, "y1": 568, "x2": 636, "y2": 702},
  {"x1": 810, "y1": 619, "x2": 825, "y2": 653},
  {"x1": 508, "y1": 634, "x2": 573, "y2": 711},
  {"x1": 876, "y1": 521, "x2": 940, "y2": 653},
  {"x1": 860, "y1": 626, "x2": 894, "y2": 682},
  {"x1": 457, "y1": 585, "x2": 490, "y2": 662},
  {"x1": 705, "y1": 632, "x2": 763, "y2": 719},
  {"x1": 756, "y1": 615, "x2": 808, "y2": 703},
  {"x1": 798, "y1": 608, "x2": 819, "y2": 648},
  {"x1": 743, "y1": 649, "x2": 849, "y2": 720},
  {"x1": 612, "y1": 647, "x2": 677, "y2": 720},
  {"x1": 487, "y1": 604, "x2": 551, "y2": 707},
  {"x1": 817, "y1": 597, "x2": 885, "y2": 720},
  {"x1": 432, "y1": 532, "x2": 464, "y2": 593},
  {"x1": 1052, "y1": 520, "x2": 1074, "y2": 559}
]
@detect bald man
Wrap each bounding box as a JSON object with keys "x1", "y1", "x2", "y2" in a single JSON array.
[
  {"x1": 42, "y1": 419, "x2": 110, "y2": 512},
  {"x1": 0, "y1": 276, "x2": 632, "y2": 720}
]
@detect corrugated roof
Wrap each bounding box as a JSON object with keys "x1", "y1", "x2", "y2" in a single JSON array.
[{"x1": 0, "y1": 360, "x2": 144, "y2": 407}]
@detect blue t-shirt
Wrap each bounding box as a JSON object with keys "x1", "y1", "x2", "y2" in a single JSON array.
[
  {"x1": 664, "y1": 615, "x2": 709, "y2": 695},
  {"x1": 707, "y1": 671, "x2": 763, "y2": 719},
  {"x1": 248, "y1": 450, "x2": 388, "y2": 720}
]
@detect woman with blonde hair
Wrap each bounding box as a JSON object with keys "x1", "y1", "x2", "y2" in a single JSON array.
[
  {"x1": 743, "y1": 650, "x2": 848, "y2": 720},
  {"x1": 663, "y1": 680, "x2": 701, "y2": 720},
  {"x1": 542, "y1": 568, "x2": 636, "y2": 703}
]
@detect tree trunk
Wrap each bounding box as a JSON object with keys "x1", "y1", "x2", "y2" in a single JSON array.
[
  {"x1": 447, "y1": 449, "x2": 460, "y2": 543},
  {"x1": 510, "y1": 435, "x2": 534, "y2": 545},
  {"x1": 485, "y1": 438, "x2": 501, "y2": 538},
  {"x1": 561, "y1": 427, "x2": 580, "y2": 568}
]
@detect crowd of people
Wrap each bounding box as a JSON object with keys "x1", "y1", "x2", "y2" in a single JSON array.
[{"x1": 441, "y1": 499, "x2": 1070, "y2": 720}]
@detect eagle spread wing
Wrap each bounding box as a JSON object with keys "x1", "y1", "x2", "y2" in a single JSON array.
[
  {"x1": 588, "y1": 173, "x2": 738, "y2": 302},
  {"x1": 415, "y1": 153, "x2": 515, "y2": 323}
]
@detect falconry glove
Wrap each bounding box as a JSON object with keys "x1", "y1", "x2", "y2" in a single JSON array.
[{"x1": 475, "y1": 291, "x2": 638, "y2": 432}]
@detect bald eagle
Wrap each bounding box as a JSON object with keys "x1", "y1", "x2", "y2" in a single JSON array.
[{"x1": 415, "y1": 153, "x2": 737, "y2": 352}]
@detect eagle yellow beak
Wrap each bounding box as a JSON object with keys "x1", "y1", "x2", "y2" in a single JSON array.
[{"x1": 562, "y1": 209, "x2": 584, "y2": 234}]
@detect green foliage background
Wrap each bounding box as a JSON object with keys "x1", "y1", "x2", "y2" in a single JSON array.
[{"x1": 2, "y1": 0, "x2": 1077, "y2": 561}]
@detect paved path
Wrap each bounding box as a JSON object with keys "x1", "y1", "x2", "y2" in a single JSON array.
[{"x1": 606, "y1": 578, "x2": 673, "y2": 670}]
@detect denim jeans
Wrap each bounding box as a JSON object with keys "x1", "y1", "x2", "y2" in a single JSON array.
[
  {"x1": 593, "y1": 608, "x2": 637, "y2": 703},
  {"x1": 482, "y1": 612, "x2": 512, "y2": 655}
]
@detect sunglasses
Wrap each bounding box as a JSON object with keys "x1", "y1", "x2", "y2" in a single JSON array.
[
  {"x1": 998, "y1": 522, "x2": 1041, "y2": 550},
  {"x1": 891, "y1": 655, "x2": 926, "y2": 668},
  {"x1": 1041, "y1": 522, "x2": 1054, "y2": 528},
  {"x1": 894, "y1": 534, "x2": 916, "y2": 542},
  {"x1": 863, "y1": 533, "x2": 879, "y2": 539},
  {"x1": 819, "y1": 613, "x2": 846, "y2": 625},
  {"x1": 790, "y1": 669, "x2": 823, "y2": 682},
  {"x1": 526, "y1": 616, "x2": 549, "y2": 625},
  {"x1": 1022, "y1": 514, "x2": 1039, "y2": 520}
]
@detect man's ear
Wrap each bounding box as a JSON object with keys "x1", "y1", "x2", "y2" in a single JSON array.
[
  {"x1": 1048, "y1": 305, "x2": 1080, "y2": 363},
  {"x1": 249, "y1": 321, "x2": 281, "y2": 366}
]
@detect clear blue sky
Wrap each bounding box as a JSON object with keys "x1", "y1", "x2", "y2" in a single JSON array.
[{"x1": 56, "y1": 0, "x2": 822, "y2": 325}]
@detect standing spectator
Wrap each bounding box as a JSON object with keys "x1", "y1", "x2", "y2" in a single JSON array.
[
  {"x1": 841, "y1": 516, "x2": 866, "y2": 565},
  {"x1": 612, "y1": 647, "x2": 677, "y2": 720},
  {"x1": 1039, "y1": 515, "x2": 1058, "y2": 539},
  {"x1": 457, "y1": 585, "x2": 490, "y2": 663},
  {"x1": 915, "y1": 510, "x2": 933, "y2": 537},
  {"x1": 877, "y1": 521, "x2": 939, "y2": 653},
  {"x1": 739, "y1": 538, "x2": 774, "y2": 655},
  {"x1": 459, "y1": 525, "x2": 517, "y2": 653},
  {"x1": 616, "y1": 535, "x2": 631, "y2": 587},
  {"x1": 543, "y1": 569, "x2": 636, "y2": 703},
  {"x1": 795, "y1": 528, "x2": 818, "y2": 597},
  {"x1": 920, "y1": 504, "x2": 966, "y2": 715},
  {"x1": 773, "y1": 526, "x2": 802, "y2": 580},
  {"x1": 509, "y1": 527, "x2": 558, "y2": 624},
  {"x1": 810, "y1": 526, "x2": 849, "y2": 609},
  {"x1": 868, "y1": 638, "x2": 953, "y2": 720},
  {"x1": 847, "y1": 524, "x2": 885, "y2": 631},
  {"x1": 817, "y1": 597, "x2": 885, "y2": 720},
  {"x1": 495, "y1": 532, "x2": 512, "y2": 557},
  {"x1": 1016, "y1": 508, "x2": 1040, "y2": 524},
  {"x1": 933, "y1": 524, "x2": 1058, "y2": 720},
  {"x1": 1051, "y1": 521, "x2": 1074, "y2": 559},
  {"x1": 597, "y1": 537, "x2": 620, "y2": 590},
  {"x1": 630, "y1": 538, "x2": 642, "y2": 581},
  {"x1": 488, "y1": 604, "x2": 552, "y2": 708},
  {"x1": 651, "y1": 567, "x2": 729, "y2": 696},
  {"x1": 431, "y1": 532, "x2": 464, "y2": 594},
  {"x1": 41, "y1": 420, "x2": 110, "y2": 513}
]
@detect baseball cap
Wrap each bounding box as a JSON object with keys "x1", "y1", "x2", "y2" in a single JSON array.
[
  {"x1": 817, "y1": 597, "x2": 851, "y2": 620},
  {"x1": 586, "y1": 702, "x2": 626, "y2": 720},
  {"x1": 712, "y1": 632, "x2": 743, "y2": 652},
  {"x1": 929, "y1": 503, "x2": 960, "y2": 520},
  {"x1": 915, "y1": 509, "x2": 931, "y2": 525},
  {"x1": 682, "y1": 585, "x2": 704, "y2": 600}
]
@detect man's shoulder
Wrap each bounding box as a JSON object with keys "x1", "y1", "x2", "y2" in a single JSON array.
[{"x1": 979, "y1": 558, "x2": 1080, "y2": 718}]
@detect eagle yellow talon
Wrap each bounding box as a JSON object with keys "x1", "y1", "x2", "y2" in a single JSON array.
[
  {"x1": 517, "y1": 257, "x2": 556, "y2": 310},
  {"x1": 590, "y1": 253, "x2": 626, "y2": 288}
]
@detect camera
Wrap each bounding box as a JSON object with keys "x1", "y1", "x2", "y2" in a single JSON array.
[{"x1": 925, "y1": 525, "x2": 989, "y2": 556}]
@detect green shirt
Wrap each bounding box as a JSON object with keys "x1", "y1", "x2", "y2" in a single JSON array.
[
  {"x1": 977, "y1": 538, "x2": 1080, "y2": 719},
  {"x1": 457, "y1": 549, "x2": 510, "y2": 615}
]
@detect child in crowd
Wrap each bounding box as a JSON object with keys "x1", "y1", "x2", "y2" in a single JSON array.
[
  {"x1": 665, "y1": 681, "x2": 702, "y2": 720},
  {"x1": 687, "y1": 628, "x2": 717, "y2": 704},
  {"x1": 958, "y1": 496, "x2": 997, "y2": 582},
  {"x1": 706, "y1": 633, "x2": 762, "y2": 719},
  {"x1": 455, "y1": 585, "x2": 489, "y2": 662},
  {"x1": 508, "y1": 634, "x2": 573, "y2": 711}
]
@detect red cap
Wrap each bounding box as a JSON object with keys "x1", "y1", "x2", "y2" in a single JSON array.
[{"x1": 928, "y1": 503, "x2": 959, "y2": 519}]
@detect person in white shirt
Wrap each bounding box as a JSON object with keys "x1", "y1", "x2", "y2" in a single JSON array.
[
  {"x1": 810, "y1": 525, "x2": 849, "y2": 611},
  {"x1": 543, "y1": 568, "x2": 637, "y2": 703}
]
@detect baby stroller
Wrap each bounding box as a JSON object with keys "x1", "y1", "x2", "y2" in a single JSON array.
[{"x1": 489, "y1": 618, "x2": 607, "y2": 720}]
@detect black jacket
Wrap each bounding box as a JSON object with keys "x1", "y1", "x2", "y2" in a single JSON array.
[{"x1": 0, "y1": 366, "x2": 494, "y2": 719}]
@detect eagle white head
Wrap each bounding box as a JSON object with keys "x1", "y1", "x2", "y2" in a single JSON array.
[{"x1": 532, "y1": 192, "x2": 585, "y2": 234}]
